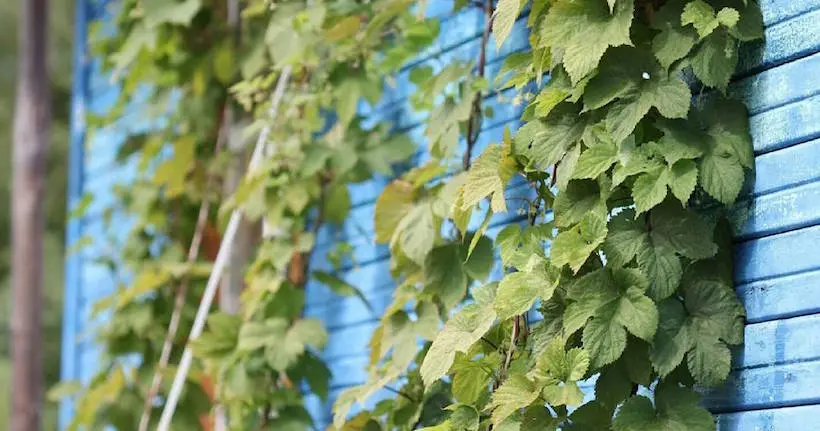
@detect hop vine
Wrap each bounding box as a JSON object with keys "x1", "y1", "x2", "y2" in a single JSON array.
[{"x1": 56, "y1": 0, "x2": 763, "y2": 430}]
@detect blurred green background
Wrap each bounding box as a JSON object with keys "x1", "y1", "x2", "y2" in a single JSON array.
[{"x1": 0, "y1": 0, "x2": 74, "y2": 428}]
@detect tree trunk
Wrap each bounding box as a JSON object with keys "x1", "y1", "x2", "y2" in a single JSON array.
[{"x1": 11, "y1": 0, "x2": 51, "y2": 430}]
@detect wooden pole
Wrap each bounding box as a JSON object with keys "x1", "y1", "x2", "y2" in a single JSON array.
[{"x1": 11, "y1": 0, "x2": 50, "y2": 430}]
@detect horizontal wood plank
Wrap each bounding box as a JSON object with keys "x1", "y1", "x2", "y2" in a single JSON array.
[{"x1": 716, "y1": 404, "x2": 820, "y2": 430}]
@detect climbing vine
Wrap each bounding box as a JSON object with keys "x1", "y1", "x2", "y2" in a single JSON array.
[
  {"x1": 57, "y1": 0, "x2": 762, "y2": 430},
  {"x1": 59, "y1": 0, "x2": 437, "y2": 429},
  {"x1": 335, "y1": 0, "x2": 763, "y2": 430}
]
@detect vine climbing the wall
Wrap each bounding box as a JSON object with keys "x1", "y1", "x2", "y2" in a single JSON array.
[
  {"x1": 58, "y1": 0, "x2": 439, "y2": 429},
  {"x1": 335, "y1": 0, "x2": 763, "y2": 430},
  {"x1": 57, "y1": 0, "x2": 763, "y2": 430}
]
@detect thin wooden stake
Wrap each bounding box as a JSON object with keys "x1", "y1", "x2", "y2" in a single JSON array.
[{"x1": 136, "y1": 118, "x2": 226, "y2": 431}]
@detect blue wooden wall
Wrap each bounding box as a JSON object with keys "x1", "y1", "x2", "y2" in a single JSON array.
[
  {"x1": 62, "y1": 0, "x2": 820, "y2": 429},
  {"x1": 60, "y1": 0, "x2": 145, "y2": 427}
]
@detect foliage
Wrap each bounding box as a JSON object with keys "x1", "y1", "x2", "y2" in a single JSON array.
[
  {"x1": 333, "y1": 0, "x2": 761, "y2": 430},
  {"x1": 59, "y1": 0, "x2": 438, "y2": 429},
  {"x1": 58, "y1": 0, "x2": 762, "y2": 430}
]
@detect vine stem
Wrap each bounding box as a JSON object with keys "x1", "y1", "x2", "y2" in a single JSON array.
[
  {"x1": 384, "y1": 385, "x2": 418, "y2": 403},
  {"x1": 411, "y1": 4, "x2": 494, "y2": 431},
  {"x1": 501, "y1": 317, "x2": 519, "y2": 379},
  {"x1": 136, "y1": 105, "x2": 228, "y2": 431},
  {"x1": 462, "y1": 0, "x2": 493, "y2": 170}
]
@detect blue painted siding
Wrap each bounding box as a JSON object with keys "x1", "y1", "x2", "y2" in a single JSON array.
[
  {"x1": 62, "y1": 0, "x2": 820, "y2": 429},
  {"x1": 60, "y1": 0, "x2": 139, "y2": 428}
]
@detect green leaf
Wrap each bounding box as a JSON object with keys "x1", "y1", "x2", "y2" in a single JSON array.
[
  {"x1": 47, "y1": 381, "x2": 82, "y2": 402},
  {"x1": 496, "y1": 224, "x2": 550, "y2": 270},
  {"x1": 650, "y1": 274, "x2": 743, "y2": 386},
  {"x1": 651, "y1": 0, "x2": 698, "y2": 69},
  {"x1": 572, "y1": 136, "x2": 619, "y2": 180},
  {"x1": 697, "y1": 96, "x2": 754, "y2": 168},
  {"x1": 521, "y1": 406, "x2": 559, "y2": 431},
  {"x1": 683, "y1": 277, "x2": 744, "y2": 386},
  {"x1": 427, "y1": 96, "x2": 474, "y2": 157},
  {"x1": 717, "y1": 8, "x2": 740, "y2": 28},
  {"x1": 567, "y1": 402, "x2": 611, "y2": 431},
  {"x1": 336, "y1": 78, "x2": 363, "y2": 127},
  {"x1": 362, "y1": 133, "x2": 418, "y2": 175},
  {"x1": 566, "y1": 268, "x2": 658, "y2": 367},
  {"x1": 688, "y1": 337, "x2": 732, "y2": 388},
  {"x1": 632, "y1": 168, "x2": 670, "y2": 215},
  {"x1": 611, "y1": 140, "x2": 665, "y2": 187},
  {"x1": 604, "y1": 204, "x2": 716, "y2": 299},
  {"x1": 466, "y1": 208, "x2": 492, "y2": 258},
  {"x1": 494, "y1": 264, "x2": 559, "y2": 319},
  {"x1": 420, "y1": 284, "x2": 498, "y2": 386},
  {"x1": 325, "y1": 16, "x2": 361, "y2": 41},
  {"x1": 488, "y1": 374, "x2": 540, "y2": 425},
  {"x1": 651, "y1": 201, "x2": 717, "y2": 260},
  {"x1": 463, "y1": 234, "x2": 495, "y2": 281},
  {"x1": 730, "y1": 0, "x2": 765, "y2": 41},
  {"x1": 532, "y1": 68, "x2": 572, "y2": 118},
  {"x1": 324, "y1": 183, "x2": 351, "y2": 224},
  {"x1": 374, "y1": 181, "x2": 416, "y2": 243},
  {"x1": 143, "y1": 0, "x2": 202, "y2": 28},
  {"x1": 530, "y1": 339, "x2": 590, "y2": 395},
  {"x1": 290, "y1": 352, "x2": 331, "y2": 401},
  {"x1": 460, "y1": 143, "x2": 517, "y2": 213},
  {"x1": 558, "y1": 144, "x2": 581, "y2": 190},
  {"x1": 614, "y1": 383, "x2": 714, "y2": 430},
  {"x1": 582, "y1": 303, "x2": 628, "y2": 369},
  {"x1": 554, "y1": 178, "x2": 609, "y2": 228},
  {"x1": 237, "y1": 318, "x2": 288, "y2": 351},
  {"x1": 636, "y1": 242, "x2": 682, "y2": 301},
  {"x1": 699, "y1": 136, "x2": 745, "y2": 205},
  {"x1": 541, "y1": 0, "x2": 635, "y2": 83},
  {"x1": 616, "y1": 286, "x2": 660, "y2": 341},
  {"x1": 655, "y1": 119, "x2": 706, "y2": 166},
  {"x1": 595, "y1": 363, "x2": 634, "y2": 408},
  {"x1": 599, "y1": 51, "x2": 692, "y2": 141},
  {"x1": 652, "y1": 26, "x2": 697, "y2": 70},
  {"x1": 213, "y1": 42, "x2": 235, "y2": 84},
  {"x1": 582, "y1": 48, "x2": 655, "y2": 112},
  {"x1": 425, "y1": 244, "x2": 469, "y2": 309},
  {"x1": 542, "y1": 383, "x2": 585, "y2": 407},
  {"x1": 691, "y1": 30, "x2": 738, "y2": 92},
  {"x1": 493, "y1": 0, "x2": 521, "y2": 49},
  {"x1": 418, "y1": 421, "x2": 452, "y2": 431},
  {"x1": 513, "y1": 105, "x2": 587, "y2": 168},
  {"x1": 392, "y1": 201, "x2": 440, "y2": 264},
  {"x1": 312, "y1": 271, "x2": 373, "y2": 311},
  {"x1": 649, "y1": 299, "x2": 690, "y2": 377},
  {"x1": 668, "y1": 160, "x2": 698, "y2": 203},
  {"x1": 681, "y1": 0, "x2": 718, "y2": 38},
  {"x1": 451, "y1": 353, "x2": 495, "y2": 404},
  {"x1": 262, "y1": 321, "x2": 329, "y2": 373},
  {"x1": 551, "y1": 213, "x2": 607, "y2": 273},
  {"x1": 190, "y1": 313, "x2": 241, "y2": 359},
  {"x1": 449, "y1": 405, "x2": 480, "y2": 431}
]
